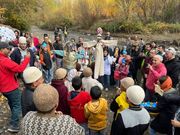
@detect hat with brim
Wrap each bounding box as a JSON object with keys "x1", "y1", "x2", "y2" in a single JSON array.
[{"x1": 0, "y1": 42, "x2": 13, "y2": 49}]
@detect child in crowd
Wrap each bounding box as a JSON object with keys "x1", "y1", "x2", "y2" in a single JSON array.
[
  {"x1": 110, "y1": 77, "x2": 134, "y2": 119},
  {"x1": 64, "y1": 68, "x2": 77, "y2": 91},
  {"x1": 39, "y1": 42, "x2": 53, "y2": 84},
  {"x1": 82, "y1": 67, "x2": 103, "y2": 92},
  {"x1": 51, "y1": 68, "x2": 70, "y2": 115},
  {"x1": 22, "y1": 67, "x2": 44, "y2": 117},
  {"x1": 111, "y1": 85, "x2": 150, "y2": 135},
  {"x1": 103, "y1": 47, "x2": 113, "y2": 91},
  {"x1": 76, "y1": 62, "x2": 83, "y2": 77},
  {"x1": 21, "y1": 84, "x2": 85, "y2": 135},
  {"x1": 84, "y1": 86, "x2": 108, "y2": 135},
  {"x1": 67, "y1": 76, "x2": 91, "y2": 134}
]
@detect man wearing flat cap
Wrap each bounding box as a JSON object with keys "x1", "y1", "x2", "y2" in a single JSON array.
[
  {"x1": 164, "y1": 47, "x2": 180, "y2": 88},
  {"x1": 0, "y1": 42, "x2": 30, "y2": 133}
]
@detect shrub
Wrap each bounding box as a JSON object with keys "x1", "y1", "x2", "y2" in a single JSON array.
[
  {"x1": 40, "y1": 16, "x2": 73, "y2": 30},
  {"x1": 91, "y1": 21, "x2": 120, "y2": 33},
  {"x1": 118, "y1": 22, "x2": 144, "y2": 33},
  {"x1": 4, "y1": 12, "x2": 30, "y2": 31}
]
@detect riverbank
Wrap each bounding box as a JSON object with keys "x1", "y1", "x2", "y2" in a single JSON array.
[{"x1": 31, "y1": 26, "x2": 180, "y2": 47}]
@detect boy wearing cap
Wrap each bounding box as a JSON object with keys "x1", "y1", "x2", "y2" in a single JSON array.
[
  {"x1": 0, "y1": 41, "x2": 30, "y2": 133},
  {"x1": 111, "y1": 85, "x2": 150, "y2": 135},
  {"x1": 39, "y1": 42, "x2": 53, "y2": 84},
  {"x1": 21, "y1": 84, "x2": 85, "y2": 135},
  {"x1": 22, "y1": 66, "x2": 44, "y2": 116},
  {"x1": 51, "y1": 68, "x2": 70, "y2": 115},
  {"x1": 110, "y1": 77, "x2": 134, "y2": 119},
  {"x1": 82, "y1": 67, "x2": 103, "y2": 93}
]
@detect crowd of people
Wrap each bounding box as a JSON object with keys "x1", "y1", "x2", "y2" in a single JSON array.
[{"x1": 0, "y1": 27, "x2": 180, "y2": 135}]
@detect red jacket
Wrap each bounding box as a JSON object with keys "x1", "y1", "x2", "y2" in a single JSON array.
[
  {"x1": 0, "y1": 52, "x2": 30, "y2": 93},
  {"x1": 68, "y1": 91, "x2": 91, "y2": 124}
]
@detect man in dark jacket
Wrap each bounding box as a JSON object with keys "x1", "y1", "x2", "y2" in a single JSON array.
[
  {"x1": 10, "y1": 36, "x2": 36, "y2": 71},
  {"x1": 53, "y1": 35, "x2": 63, "y2": 68},
  {"x1": 0, "y1": 42, "x2": 30, "y2": 133},
  {"x1": 111, "y1": 85, "x2": 150, "y2": 135},
  {"x1": 22, "y1": 67, "x2": 44, "y2": 116},
  {"x1": 164, "y1": 47, "x2": 180, "y2": 88},
  {"x1": 148, "y1": 75, "x2": 179, "y2": 135}
]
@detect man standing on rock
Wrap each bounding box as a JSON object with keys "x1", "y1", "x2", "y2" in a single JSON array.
[{"x1": 0, "y1": 42, "x2": 30, "y2": 133}]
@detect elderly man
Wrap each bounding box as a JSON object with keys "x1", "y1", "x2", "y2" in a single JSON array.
[
  {"x1": 10, "y1": 36, "x2": 36, "y2": 67},
  {"x1": 0, "y1": 42, "x2": 30, "y2": 133},
  {"x1": 164, "y1": 47, "x2": 180, "y2": 88},
  {"x1": 145, "y1": 55, "x2": 167, "y2": 101}
]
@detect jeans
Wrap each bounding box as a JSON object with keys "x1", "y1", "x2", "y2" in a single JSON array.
[
  {"x1": 89, "y1": 128, "x2": 106, "y2": 135},
  {"x1": 102, "y1": 75, "x2": 110, "y2": 89},
  {"x1": 3, "y1": 89, "x2": 21, "y2": 127},
  {"x1": 80, "y1": 123, "x2": 89, "y2": 135},
  {"x1": 43, "y1": 68, "x2": 53, "y2": 84},
  {"x1": 56, "y1": 57, "x2": 63, "y2": 69},
  {"x1": 149, "y1": 127, "x2": 156, "y2": 135}
]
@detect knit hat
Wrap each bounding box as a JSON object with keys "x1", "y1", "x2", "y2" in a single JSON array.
[
  {"x1": 33, "y1": 84, "x2": 59, "y2": 112},
  {"x1": 166, "y1": 47, "x2": 176, "y2": 56},
  {"x1": 83, "y1": 67, "x2": 93, "y2": 77},
  {"x1": 55, "y1": 68, "x2": 67, "y2": 80},
  {"x1": 154, "y1": 55, "x2": 163, "y2": 62},
  {"x1": 67, "y1": 69, "x2": 77, "y2": 81},
  {"x1": 23, "y1": 67, "x2": 42, "y2": 84},
  {"x1": 160, "y1": 76, "x2": 172, "y2": 92},
  {"x1": 19, "y1": 36, "x2": 27, "y2": 44},
  {"x1": 120, "y1": 77, "x2": 134, "y2": 89},
  {"x1": 126, "y1": 85, "x2": 145, "y2": 105}
]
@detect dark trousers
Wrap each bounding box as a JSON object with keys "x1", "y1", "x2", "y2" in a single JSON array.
[
  {"x1": 3, "y1": 89, "x2": 21, "y2": 127},
  {"x1": 102, "y1": 75, "x2": 110, "y2": 89}
]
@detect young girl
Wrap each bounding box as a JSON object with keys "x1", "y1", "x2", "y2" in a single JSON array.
[
  {"x1": 103, "y1": 47, "x2": 113, "y2": 91},
  {"x1": 39, "y1": 42, "x2": 53, "y2": 84}
]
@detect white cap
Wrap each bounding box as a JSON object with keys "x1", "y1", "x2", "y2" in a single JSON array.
[
  {"x1": 166, "y1": 47, "x2": 176, "y2": 56},
  {"x1": 126, "y1": 85, "x2": 145, "y2": 105},
  {"x1": 154, "y1": 55, "x2": 163, "y2": 62},
  {"x1": 19, "y1": 36, "x2": 27, "y2": 44},
  {"x1": 23, "y1": 67, "x2": 42, "y2": 83}
]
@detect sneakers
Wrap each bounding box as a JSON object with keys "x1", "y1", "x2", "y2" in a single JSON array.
[{"x1": 7, "y1": 125, "x2": 20, "y2": 133}]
